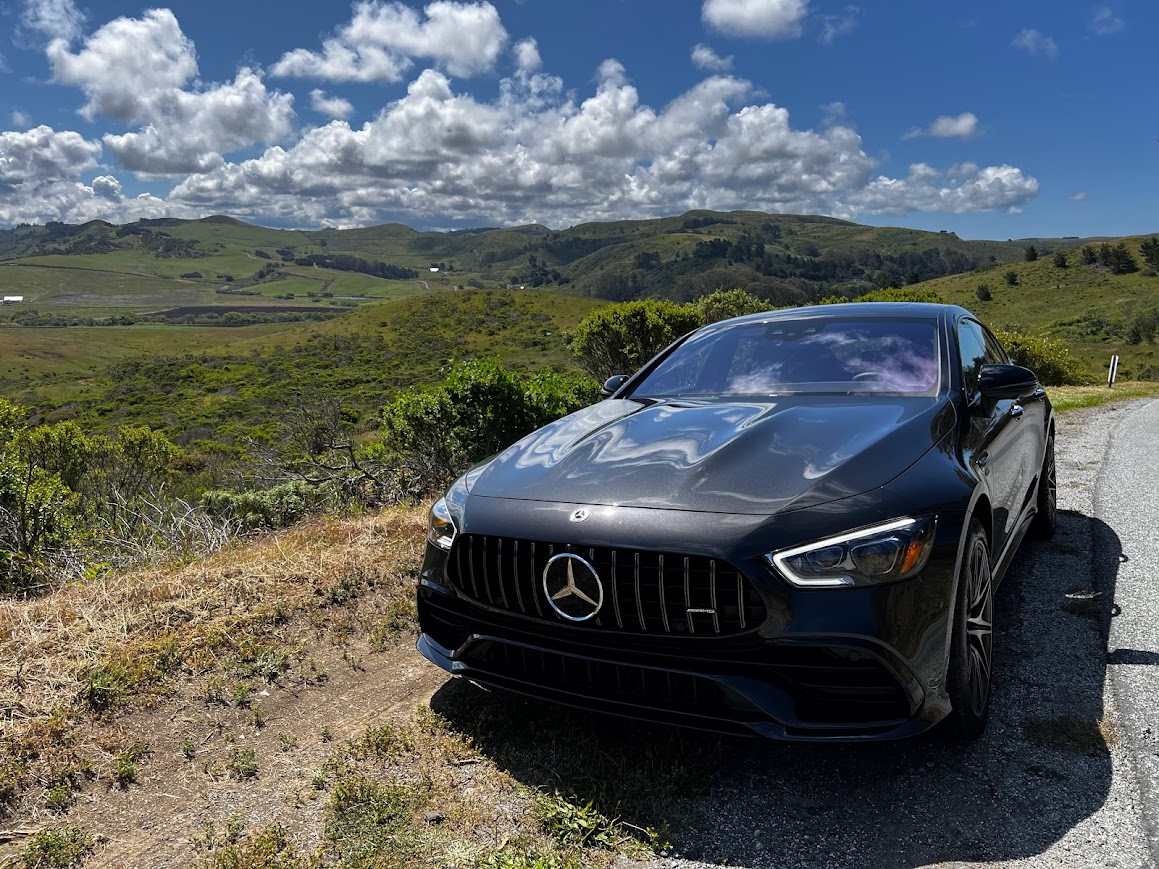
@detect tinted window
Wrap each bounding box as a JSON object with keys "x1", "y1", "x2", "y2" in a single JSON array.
[
  {"x1": 958, "y1": 319, "x2": 988, "y2": 396},
  {"x1": 982, "y1": 328, "x2": 1010, "y2": 366},
  {"x1": 633, "y1": 318, "x2": 940, "y2": 397}
]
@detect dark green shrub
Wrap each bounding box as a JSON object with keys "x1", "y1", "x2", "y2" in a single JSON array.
[
  {"x1": 993, "y1": 329, "x2": 1089, "y2": 385},
  {"x1": 567, "y1": 300, "x2": 700, "y2": 381},
  {"x1": 379, "y1": 359, "x2": 597, "y2": 496},
  {"x1": 976, "y1": 284, "x2": 992, "y2": 301},
  {"x1": 693, "y1": 288, "x2": 768, "y2": 325}
]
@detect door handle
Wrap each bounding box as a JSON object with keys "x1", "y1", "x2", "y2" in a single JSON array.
[
  {"x1": 976, "y1": 451, "x2": 991, "y2": 475},
  {"x1": 1010, "y1": 403, "x2": 1024, "y2": 419}
]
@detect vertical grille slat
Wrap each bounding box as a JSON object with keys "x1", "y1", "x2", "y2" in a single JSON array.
[
  {"x1": 634, "y1": 552, "x2": 646, "y2": 632},
  {"x1": 512, "y1": 540, "x2": 525, "y2": 615},
  {"x1": 684, "y1": 556, "x2": 694, "y2": 636},
  {"x1": 467, "y1": 536, "x2": 480, "y2": 600},
  {"x1": 657, "y1": 554, "x2": 670, "y2": 633},
  {"x1": 610, "y1": 550, "x2": 623, "y2": 628},
  {"x1": 496, "y1": 538, "x2": 510, "y2": 610},
  {"x1": 447, "y1": 534, "x2": 764, "y2": 637},
  {"x1": 737, "y1": 571, "x2": 746, "y2": 630},
  {"x1": 530, "y1": 542, "x2": 543, "y2": 617},
  {"x1": 709, "y1": 560, "x2": 721, "y2": 633}
]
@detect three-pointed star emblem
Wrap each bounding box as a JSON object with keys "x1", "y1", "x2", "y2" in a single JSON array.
[
  {"x1": 542, "y1": 553, "x2": 604, "y2": 621},
  {"x1": 551, "y1": 559, "x2": 599, "y2": 607}
]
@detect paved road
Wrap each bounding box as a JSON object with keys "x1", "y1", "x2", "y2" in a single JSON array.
[{"x1": 1098, "y1": 399, "x2": 1159, "y2": 863}]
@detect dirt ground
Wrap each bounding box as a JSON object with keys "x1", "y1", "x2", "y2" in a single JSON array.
[{"x1": 2, "y1": 637, "x2": 450, "y2": 867}]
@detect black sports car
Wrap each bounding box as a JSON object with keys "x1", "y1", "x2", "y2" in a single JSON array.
[{"x1": 416, "y1": 302, "x2": 1056, "y2": 741}]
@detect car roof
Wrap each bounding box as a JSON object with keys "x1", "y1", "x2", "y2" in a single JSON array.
[{"x1": 705, "y1": 302, "x2": 970, "y2": 333}]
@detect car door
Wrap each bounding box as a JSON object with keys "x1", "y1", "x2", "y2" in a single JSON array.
[
  {"x1": 983, "y1": 326, "x2": 1047, "y2": 524},
  {"x1": 957, "y1": 317, "x2": 1021, "y2": 557}
]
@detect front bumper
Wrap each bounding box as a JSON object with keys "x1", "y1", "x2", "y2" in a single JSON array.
[{"x1": 415, "y1": 498, "x2": 965, "y2": 741}]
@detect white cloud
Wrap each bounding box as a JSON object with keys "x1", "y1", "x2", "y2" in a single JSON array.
[
  {"x1": 90, "y1": 174, "x2": 121, "y2": 200},
  {"x1": 1012, "y1": 28, "x2": 1059, "y2": 61},
  {"x1": 310, "y1": 89, "x2": 355, "y2": 119},
  {"x1": 902, "y1": 112, "x2": 980, "y2": 140},
  {"x1": 11, "y1": 111, "x2": 31, "y2": 128},
  {"x1": 1090, "y1": 6, "x2": 1124, "y2": 35},
  {"x1": 691, "y1": 43, "x2": 734, "y2": 72},
  {"x1": 0, "y1": 128, "x2": 201, "y2": 225},
  {"x1": 45, "y1": 11, "x2": 295, "y2": 176},
  {"x1": 849, "y1": 163, "x2": 1039, "y2": 215},
  {"x1": 0, "y1": 126, "x2": 184, "y2": 225},
  {"x1": 513, "y1": 37, "x2": 541, "y2": 73},
  {"x1": 1068, "y1": 192, "x2": 1087, "y2": 201},
  {"x1": 272, "y1": 1, "x2": 508, "y2": 83},
  {"x1": 702, "y1": 0, "x2": 809, "y2": 39},
  {"x1": 47, "y1": 9, "x2": 198, "y2": 121},
  {"x1": 21, "y1": 0, "x2": 86, "y2": 42},
  {"x1": 0, "y1": 125, "x2": 99, "y2": 188},
  {"x1": 820, "y1": 6, "x2": 859, "y2": 45},
  {"x1": 819, "y1": 101, "x2": 846, "y2": 127},
  {"x1": 164, "y1": 61, "x2": 1037, "y2": 228}
]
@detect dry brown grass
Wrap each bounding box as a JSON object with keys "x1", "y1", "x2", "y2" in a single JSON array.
[{"x1": 0, "y1": 506, "x2": 427, "y2": 810}]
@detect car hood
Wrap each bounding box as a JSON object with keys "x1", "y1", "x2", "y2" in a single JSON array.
[{"x1": 467, "y1": 395, "x2": 954, "y2": 515}]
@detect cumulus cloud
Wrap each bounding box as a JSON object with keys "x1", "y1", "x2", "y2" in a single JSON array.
[
  {"x1": 21, "y1": 0, "x2": 86, "y2": 42},
  {"x1": 691, "y1": 44, "x2": 734, "y2": 72},
  {"x1": 47, "y1": 9, "x2": 198, "y2": 121},
  {"x1": 310, "y1": 89, "x2": 355, "y2": 119},
  {"x1": 272, "y1": 1, "x2": 508, "y2": 83},
  {"x1": 11, "y1": 111, "x2": 31, "y2": 128},
  {"x1": 1012, "y1": 28, "x2": 1059, "y2": 60},
  {"x1": 163, "y1": 61, "x2": 1038, "y2": 228},
  {"x1": 45, "y1": 10, "x2": 295, "y2": 176},
  {"x1": 1090, "y1": 6, "x2": 1124, "y2": 35},
  {"x1": 849, "y1": 163, "x2": 1039, "y2": 215},
  {"x1": 513, "y1": 37, "x2": 541, "y2": 72},
  {"x1": 702, "y1": 0, "x2": 808, "y2": 39},
  {"x1": 902, "y1": 112, "x2": 981, "y2": 140},
  {"x1": 0, "y1": 125, "x2": 195, "y2": 225},
  {"x1": 820, "y1": 6, "x2": 859, "y2": 45}
]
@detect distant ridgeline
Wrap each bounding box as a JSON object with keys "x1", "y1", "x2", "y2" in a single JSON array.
[{"x1": 0, "y1": 210, "x2": 1068, "y2": 308}]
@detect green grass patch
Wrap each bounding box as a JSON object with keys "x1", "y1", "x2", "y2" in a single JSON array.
[
  {"x1": 16, "y1": 824, "x2": 94, "y2": 868},
  {"x1": 1049, "y1": 381, "x2": 1159, "y2": 413}
]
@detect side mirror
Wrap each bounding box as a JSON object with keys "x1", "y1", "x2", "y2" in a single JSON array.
[
  {"x1": 600, "y1": 374, "x2": 629, "y2": 399},
  {"x1": 978, "y1": 364, "x2": 1038, "y2": 400}
]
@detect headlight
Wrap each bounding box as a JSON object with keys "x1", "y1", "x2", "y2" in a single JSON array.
[
  {"x1": 427, "y1": 497, "x2": 457, "y2": 551},
  {"x1": 766, "y1": 516, "x2": 936, "y2": 588}
]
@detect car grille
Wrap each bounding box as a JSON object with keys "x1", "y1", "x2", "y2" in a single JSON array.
[
  {"x1": 445, "y1": 533, "x2": 766, "y2": 636},
  {"x1": 462, "y1": 639, "x2": 750, "y2": 731}
]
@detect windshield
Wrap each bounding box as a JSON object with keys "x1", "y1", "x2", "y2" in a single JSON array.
[{"x1": 631, "y1": 317, "x2": 941, "y2": 398}]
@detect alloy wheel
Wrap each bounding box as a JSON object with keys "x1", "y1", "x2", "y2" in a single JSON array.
[{"x1": 964, "y1": 538, "x2": 994, "y2": 717}]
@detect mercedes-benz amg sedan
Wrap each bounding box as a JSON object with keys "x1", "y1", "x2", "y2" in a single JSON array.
[{"x1": 416, "y1": 302, "x2": 1056, "y2": 741}]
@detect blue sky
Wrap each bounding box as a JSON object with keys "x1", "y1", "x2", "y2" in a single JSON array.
[{"x1": 0, "y1": 0, "x2": 1154, "y2": 238}]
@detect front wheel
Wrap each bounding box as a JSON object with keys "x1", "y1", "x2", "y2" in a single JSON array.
[
  {"x1": 1031, "y1": 434, "x2": 1057, "y2": 539},
  {"x1": 944, "y1": 519, "x2": 994, "y2": 741}
]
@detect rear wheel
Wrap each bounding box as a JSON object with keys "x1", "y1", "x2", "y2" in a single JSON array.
[
  {"x1": 1031, "y1": 434, "x2": 1057, "y2": 539},
  {"x1": 944, "y1": 519, "x2": 994, "y2": 741}
]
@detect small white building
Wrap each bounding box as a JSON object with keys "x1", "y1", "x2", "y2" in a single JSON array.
[
  {"x1": 2, "y1": 296, "x2": 23, "y2": 305},
  {"x1": 429, "y1": 267, "x2": 440, "y2": 273}
]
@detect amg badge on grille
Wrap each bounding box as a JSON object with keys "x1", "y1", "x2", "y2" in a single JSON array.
[{"x1": 542, "y1": 554, "x2": 604, "y2": 622}]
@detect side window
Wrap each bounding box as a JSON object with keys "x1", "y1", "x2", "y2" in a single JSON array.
[
  {"x1": 957, "y1": 319, "x2": 988, "y2": 397},
  {"x1": 981, "y1": 328, "x2": 1010, "y2": 366}
]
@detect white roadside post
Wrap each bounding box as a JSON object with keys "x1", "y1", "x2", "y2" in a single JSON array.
[{"x1": 1108, "y1": 354, "x2": 1120, "y2": 388}]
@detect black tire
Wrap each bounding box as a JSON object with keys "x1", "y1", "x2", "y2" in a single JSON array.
[
  {"x1": 944, "y1": 518, "x2": 994, "y2": 741},
  {"x1": 1031, "y1": 434, "x2": 1057, "y2": 539}
]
